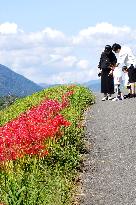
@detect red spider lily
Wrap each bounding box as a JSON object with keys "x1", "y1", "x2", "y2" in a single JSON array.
[
  {"x1": 0, "y1": 90, "x2": 74, "y2": 161},
  {"x1": 61, "y1": 90, "x2": 75, "y2": 109},
  {"x1": 64, "y1": 90, "x2": 75, "y2": 97}
]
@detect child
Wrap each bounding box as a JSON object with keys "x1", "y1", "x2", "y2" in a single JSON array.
[
  {"x1": 122, "y1": 65, "x2": 136, "y2": 98},
  {"x1": 112, "y1": 66, "x2": 123, "y2": 101}
]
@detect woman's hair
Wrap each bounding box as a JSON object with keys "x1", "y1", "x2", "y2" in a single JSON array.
[
  {"x1": 104, "y1": 45, "x2": 112, "y2": 53},
  {"x1": 112, "y1": 43, "x2": 121, "y2": 51}
]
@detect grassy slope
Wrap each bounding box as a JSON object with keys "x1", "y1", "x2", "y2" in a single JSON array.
[{"x1": 0, "y1": 85, "x2": 95, "y2": 205}]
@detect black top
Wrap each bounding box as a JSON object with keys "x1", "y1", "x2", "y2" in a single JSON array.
[{"x1": 98, "y1": 51, "x2": 117, "y2": 72}]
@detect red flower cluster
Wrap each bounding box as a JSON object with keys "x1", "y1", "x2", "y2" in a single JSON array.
[
  {"x1": 0, "y1": 91, "x2": 74, "y2": 161},
  {"x1": 61, "y1": 90, "x2": 74, "y2": 109}
]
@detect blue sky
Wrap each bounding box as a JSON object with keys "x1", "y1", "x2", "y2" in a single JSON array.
[
  {"x1": 0, "y1": 0, "x2": 136, "y2": 84},
  {"x1": 1, "y1": 0, "x2": 136, "y2": 33}
]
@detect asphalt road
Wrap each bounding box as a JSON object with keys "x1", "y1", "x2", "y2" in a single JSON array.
[{"x1": 80, "y1": 93, "x2": 136, "y2": 205}]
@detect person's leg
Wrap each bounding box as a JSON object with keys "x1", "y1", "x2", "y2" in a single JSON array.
[
  {"x1": 123, "y1": 84, "x2": 131, "y2": 99},
  {"x1": 131, "y1": 82, "x2": 136, "y2": 97},
  {"x1": 113, "y1": 84, "x2": 120, "y2": 100},
  {"x1": 117, "y1": 84, "x2": 123, "y2": 99},
  {"x1": 102, "y1": 93, "x2": 108, "y2": 101},
  {"x1": 112, "y1": 84, "x2": 118, "y2": 101},
  {"x1": 125, "y1": 84, "x2": 132, "y2": 98},
  {"x1": 108, "y1": 75, "x2": 114, "y2": 100},
  {"x1": 130, "y1": 83, "x2": 135, "y2": 97},
  {"x1": 115, "y1": 84, "x2": 118, "y2": 97},
  {"x1": 134, "y1": 82, "x2": 136, "y2": 97},
  {"x1": 108, "y1": 93, "x2": 113, "y2": 100}
]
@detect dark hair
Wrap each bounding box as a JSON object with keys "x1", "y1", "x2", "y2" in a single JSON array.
[
  {"x1": 122, "y1": 65, "x2": 128, "y2": 72},
  {"x1": 104, "y1": 45, "x2": 112, "y2": 53},
  {"x1": 112, "y1": 43, "x2": 121, "y2": 51}
]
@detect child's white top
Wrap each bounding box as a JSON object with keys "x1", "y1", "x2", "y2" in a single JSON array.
[
  {"x1": 113, "y1": 67, "x2": 122, "y2": 78},
  {"x1": 113, "y1": 67, "x2": 122, "y2": 85}
]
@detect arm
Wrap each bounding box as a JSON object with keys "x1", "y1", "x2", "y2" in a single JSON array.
[
  {"x1": 118, "y1": 51, "x2": 127, "y2": 65},
  {"x1": 98, "y1": 53, "x2": 102, "y2": 69},
  {"x1": 97, "y1": 56, "x2": 102, "y2": 77},
  {"x1": 109, "y1": 52, "x2": 117, "y2": 67}
]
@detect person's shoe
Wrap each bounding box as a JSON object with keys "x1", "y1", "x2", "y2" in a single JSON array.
[
  {"x1": 123, "y1": 94, "x2": 128, "y2": 99},
  {"x1": 112, "y1": 97, "x2": 119, "y2": 101},
  {"x1": 120, "y1": 94, "x2": 124, "y2": 100},
  {"x1": 128, "y1": 93, "x2": 133, "y2": 98},
  {"x1": 102, "y1": 96, "x2": 108, "y2": 101},
  {"x1": 117, "y1": 95, "x2": 123, "y2": 100},
  {"x1": 108, "y1": 96, "x2": 113, "y2": 100}
]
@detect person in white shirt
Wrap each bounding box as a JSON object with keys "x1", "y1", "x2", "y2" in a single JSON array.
[
  {"x1": 112, "y1": 43, "x2": 136, "y2": 67},
  {"x1": 112, "y1": 43, "x2": 136, "y2": 97}
]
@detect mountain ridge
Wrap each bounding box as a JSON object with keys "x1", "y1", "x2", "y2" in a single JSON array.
[
  {"x1": 0, "y1": 64, "x2": 42, "y2": 96},
  {"x1": 39, "y1": 80, "x2": 101, "y2": 92}
]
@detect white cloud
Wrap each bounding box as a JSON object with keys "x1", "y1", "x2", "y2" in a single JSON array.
[
  {"x1": 0, "y1": 22, "x2": 136, "y2": 84},
  {"x1": 0, "y1": 22, "x2": 22, "y2": 34},
  {"x1": 63, "y1": 56, "x2": 77, "y2": 67},
  {"x1": 77, "y1": 60, "x2": 90, "y2": 69},
  {"x1": 42, "y1": 27, "x2": 66, "y2": 40},
  {"x1": 72, "y1": 22, "x2": 134, "y2": 46},
  {"x1": 26, "y1": 27, "x2": 70, "y2": 47}
]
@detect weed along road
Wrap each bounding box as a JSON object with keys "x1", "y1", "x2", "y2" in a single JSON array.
[{"x1": 80, "y1": 93, "x2": 136, "y2": 205}]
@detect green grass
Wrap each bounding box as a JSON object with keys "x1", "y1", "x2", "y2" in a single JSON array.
[{"x1": 0, "y1": 84, "x2": 95, "y2": 205}]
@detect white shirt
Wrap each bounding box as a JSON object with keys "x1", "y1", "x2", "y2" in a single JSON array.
[
  {"x1": 117, "y1": 46, "x2": 136, "y2": 67},
  {"x1": 113, "y1": 67, "x2": 122, "y2": 85}
]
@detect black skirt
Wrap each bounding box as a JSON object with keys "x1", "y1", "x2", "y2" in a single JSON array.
[{"x1": 101, "y1": 71, "x2": 114, "y2": 94}]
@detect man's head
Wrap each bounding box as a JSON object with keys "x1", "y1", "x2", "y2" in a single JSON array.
[
  {"x1": 104, "y1": 45, "x2": 112, "y2": 54},
  {"x1": 112, "y1": 43, "x2": 121, "y2": 53}
]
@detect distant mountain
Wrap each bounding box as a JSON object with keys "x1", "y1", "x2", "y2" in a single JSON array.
[
  {"x1": 0, "y1": 64, "x2": 42, "y2": 96},
  {"x1": 38, "y1": 83, "x2": 51, "y2": 88},
  {"x1": 38, "y1": 83, "x2": 62, "y2": 88},
  {"x1": 83, "y1": 79, "x2": 100, "y2": 92},
  {"x1": 39, "y1": 80, "x2": 101, "y2": 93}
]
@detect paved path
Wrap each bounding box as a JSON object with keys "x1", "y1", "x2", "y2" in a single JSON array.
[{"x1": 80, "y1": 93, "x2": 136, "y2": 205}]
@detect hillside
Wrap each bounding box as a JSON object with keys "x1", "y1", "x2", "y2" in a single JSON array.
[
  {"x1": 83, "y1": 79, "x2": 100, "y2": 92},
  {"x1": 0, "y1": 95, "x2": 18, "y2": 110},
  {"x1": 0, "y1": 64, "x2": 42, "y2": 96},
  {"x1": 0, "y1": 85, "x2": 95, "y2": 205}
]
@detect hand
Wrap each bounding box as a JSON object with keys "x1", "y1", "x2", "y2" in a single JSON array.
[
  {"x1": 109, "y1": 70, "x2": 113, "y2": 75},
  {"x1": 98, "y1": 70, "x2": 102, "y2": 77},
  {"x1": 116, "y1": 63, "x2": 120, "y2": 67}
]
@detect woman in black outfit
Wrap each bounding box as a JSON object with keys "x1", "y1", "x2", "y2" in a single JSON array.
[{"x1": 98, "y1": 45, "x2": 117, "y2": 101}]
